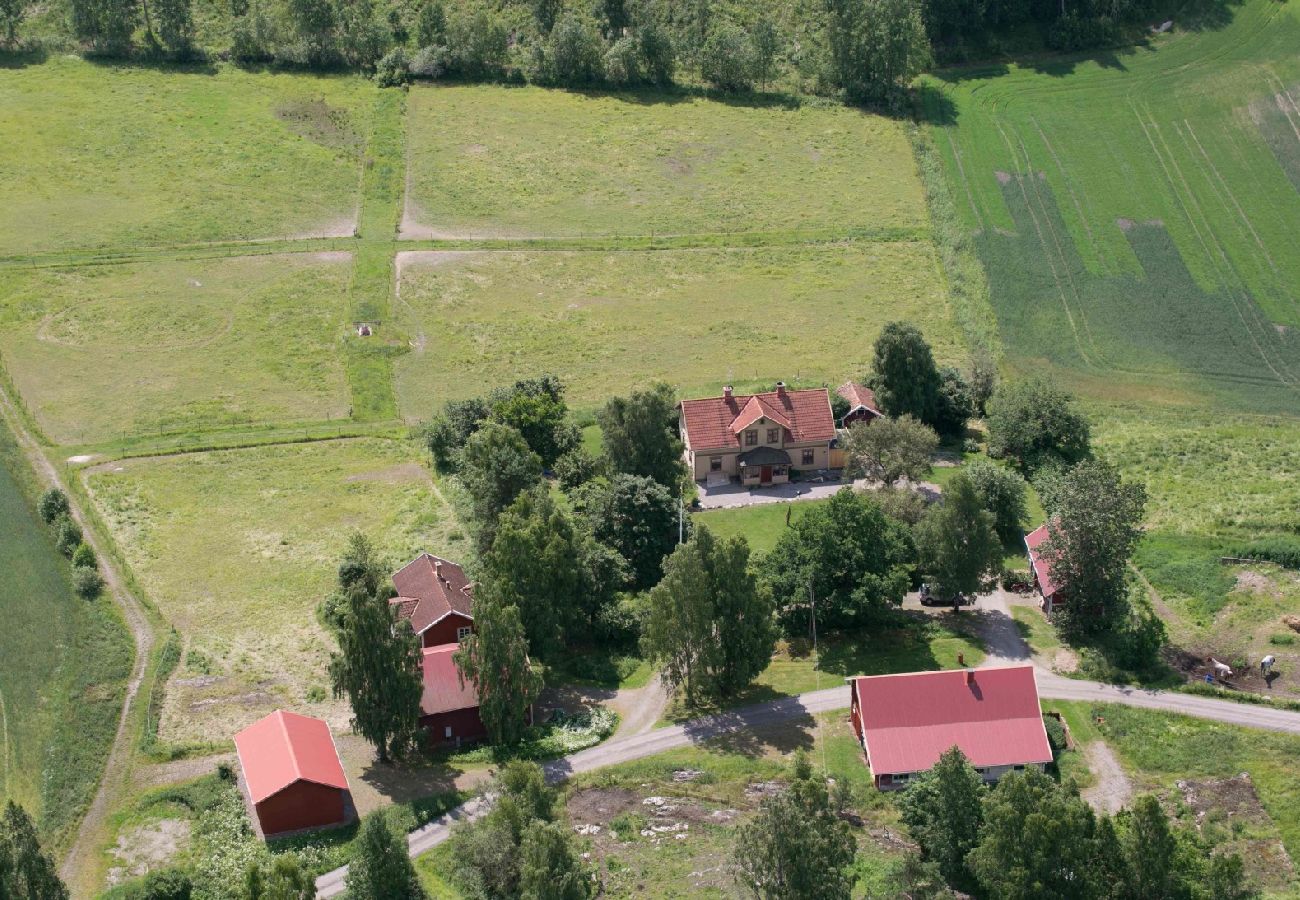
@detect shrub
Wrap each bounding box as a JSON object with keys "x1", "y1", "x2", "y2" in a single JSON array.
[
  {"x1": 542, "y1": 12, "x2": 604, "y2": 85},
  {"x1": 55, "y1": 514, "x2": 83, "y2": 556},
  {"x1": 1001, "y1": 568, "x2": 1031, "y2": 591},
  {"x1": 637, "y1": 21, "x2": 675, "y2": 85},
  {"x1": 140, "y1": 868, "x2": 192, "y2": 900},
  {"x1": 1042, "y1": 715, "x2": 1067, "y2": 758},
  {"x1": 374, "y1": 47, "x2": 411, "y2": 86},
  {"x1": 700, "y1": 22, "x2": 754, "y2": 92},
  {"x1": 553, "y1": 446, "x2": 602, "y2": 490},
  {"x1": 603, "y1": 36, "x2": 640, "y2": 84},
  {"x1": 38, "y1": 487, "x2": 70, "y2": 524},
  {"x1": 1269, "y1": 633, "x2": 1295, "y2": 646},
  {"x1": 73, "y1": 566, "x2": 104, "y2": 599},
  {"x1": 409, "y1": 44, "x2": 447, "y2": 79},
  {"x1": 1231, "y1": 537, "x2": 1300, "y2": 570},
  {"x1": 72, "y1": 541, "x2": 97, "y2": 569}
]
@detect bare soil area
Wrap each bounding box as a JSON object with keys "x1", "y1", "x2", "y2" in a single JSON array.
[
  {"x1": 1081, "y1": 741, "x2": 1133, "y2": 814},
  {"x1": 1172, "y1": 774, "x2": 1296, "y2": 891}
]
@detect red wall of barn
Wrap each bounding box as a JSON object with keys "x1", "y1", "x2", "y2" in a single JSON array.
[
  {"x1": 422, "y1": 706, "x2": 488, "y2": 745},
  {"x1": 843, "y1": 409, "x2": 878, "y2": 427},
  {"x1": 422, "y1": 613, "x2": 474, "y2": 648},
  {"x1": 255, "y1": 782, "x2": 347, "y2": 836}
]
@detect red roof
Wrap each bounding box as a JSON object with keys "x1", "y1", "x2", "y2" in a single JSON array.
[
  {"x1": 836, "y1": 381, "x2": 882, "y2": 417},
  {"x1": 680, "y1": 387, "x2": 835, "y2": 451},
  {"x1": 392, "y1": 553, "x2": 474, "y2": 635},
  {"x1": 852, "y1": 666, "x2": 1052, "y2": 775},
  {"x1": 234, "y1": 710, "x2": 349, "y2": 805},
  {"x1": 1025, "y1": 523, "x2": 1061, "y2": 599},
  {"x1": 421, "y1": 643, "x2": 480, "y2": 716}
]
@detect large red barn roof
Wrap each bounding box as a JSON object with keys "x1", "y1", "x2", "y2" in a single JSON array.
[
  {"x1": 680, "y1": 387, "x2": 835, "y2": 451},
  {"x1": 234, "y1": 710, "x2": 349, "y2": 805},
  {"x1": 1025, "y1": 523, "x2": 1061, "y2": 599},
  {"x1": 852, "y1": 666, "x2": 1052, "y2": 775}
]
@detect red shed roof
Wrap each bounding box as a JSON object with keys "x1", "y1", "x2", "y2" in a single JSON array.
[
  {"x1": 421, "y1": 643, "x2": 480, "y2": 716},
  {"x1": 851, "y1": 666, "x2": 1052, "y2": 775},
  {"x1": 392, "y1": 553, "x2": 474, "y2": 635},
  {"x1": 680, "y1": 387, "x2": 834, "y2": 451},
  {"x1": 234, "y1": 710, "x2": 349, "y2": 804},
  {"x1": 1025, "y1": 523, "x2": 1061, "y2": 599},
  {"x1": 836, "y1": 381, "x2": 882, "y2": 417}
]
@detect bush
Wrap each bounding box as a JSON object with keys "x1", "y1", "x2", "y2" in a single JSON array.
[
  {"x1": 1269, "y1": 632, "x2": 1295, "y2": 646},
  {"x1": 374, "y1": 47, "x2": 411, "y2": 86},
  {"x1": 38, "y1": 487, "x2": 70, "y2": 524},
  {"x1": 1231, "y1": 537, "x2": 1300, "y2": 570},
  {"x1": 542, "y1": 12, "x2": 604, "y2": 85},
  {"x1": 1043, "y1": 715, "x2": 1067, "y2": 759},
  {"x1": 637, "y1": 21, "x2": 675, "y2": 85},
  {"x1": 73, "y1": 566, "x2": 104, "y2": 599},
  {"x1": 553, "y1": 447, "x2": 602, "y2": 490},
  {"x1": 410, "y1": 44, "x2": 447, "y2": 79},
  {"x1": 72, "y1": 541, "x2": 97, "y2": 569},
  {"x1": 964, "y1": 459, "x2": 1028, "y2": 535},
  {"x1": 140, "y1": 868, "x2": 192, "y2": 900},
  {"x1": 1001, "y1": 567, "x2": 1031, "y2": 591},
  {"x1": 700, "y1": 22, "x2": 754, "y2": 92},
  {"x1": 603, "y1": 36, "x2": 640, "y2": 84},
  {"x1": 55, "y1": 514, "x2": 83, "y2": 556}
]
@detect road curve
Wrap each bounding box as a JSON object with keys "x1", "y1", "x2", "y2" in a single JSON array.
[{"x1": 315, "y1": 670, "x2": 1300, "y2": 897}]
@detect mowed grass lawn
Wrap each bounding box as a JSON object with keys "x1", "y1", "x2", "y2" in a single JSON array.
[
  {"x1": 0, "y1": 253, "x2": 355, "y2": 445},
  {"x1": 393, "y1": 244, "x2": 957, "y2": 418},
  {"x1": 403, "y1": 85, "x2": 927, "y2": 238},
  {"x1": 83, "y1": 438, "x2": 465, "y2": 746},
  {"x1": 0, "y1": 56, "x2": 372, "y2": 255},
  {"x1": 0, "y1": 419, "x2": 131, "y2": 850},
  {"x1": 923, "y1": 0, "x2": 1300, "y2": 413}
]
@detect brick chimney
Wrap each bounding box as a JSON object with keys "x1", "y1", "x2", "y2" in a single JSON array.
[
  {"x1": 965, "y1": 669, "x2": 975, "y2": 685},
  {"x1": 723, "y1": 385, "x2": 733, "y2": 400},
  {"x1": 434, "y1": 560, "x2": 443, "y2": 581},
  {"x1": 775, "y1": 381, "x2": 787, "y2": 397}
]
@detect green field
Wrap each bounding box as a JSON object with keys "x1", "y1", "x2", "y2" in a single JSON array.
[
  {"x1": 0, "y1": 419, "x2": 132, "y2": 850},
  {"x1": 0, "y1": 253, "x2": 353, "y2": 444},
  {"x1": 403, "y1": 85, "x2": 927, "y2": 239},
  {"x1": 83, "y1": 438, "x2": 465, "y2": 747},
  {"x1": 924, "y1": 0, "x2": 1300, "y2": 413},
  {"x1": 393, "y1": 244, "x2": 957, "y2": 417}
]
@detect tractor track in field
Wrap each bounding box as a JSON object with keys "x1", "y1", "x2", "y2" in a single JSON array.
[{"x1": 0, "y1": 382, "x2": 156, "y2": 895}]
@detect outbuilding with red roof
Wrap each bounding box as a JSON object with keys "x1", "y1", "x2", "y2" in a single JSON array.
[
  {"x1": 1024, "y1": 522, "x2": 1064, "y2": 615},
  {"x1": 679, "y1": 382, "x2": 836, "y2": 486},
  {"x1": 234, "y1": 710, "x2": 352, "y2": 837},
  {"x1": 847, "y1": 666, "x2": 1053, "y2": 789},
  {"x1": 836, "y1": 381, "x2": 883, "y2": 428}
]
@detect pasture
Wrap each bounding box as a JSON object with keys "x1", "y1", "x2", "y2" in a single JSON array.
[
  {"x1": 403, "y1": 85, "x2": 927, "y2": 239},
  {"x1": 923, "y1": 0, "x2": 1300, "y2": 413},
  {"x1": 82, "y1": 438, "x2": 465, "y2": 746},
  {"x1": 0, "y1": 56, "x2": 371, "y2": 255},
  {"x1": 0, "y1": 419, "x2": 131, "y2": 849},
  {"x1": 393, "y1": 244, "x2": 958, "y2": 417},
  {"x1": 0, "y1": 253, "x2": 354, "y2": 444}
]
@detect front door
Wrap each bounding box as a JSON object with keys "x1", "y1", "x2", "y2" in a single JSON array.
[{"x1": 760, "y1": 465, "x2": 773, "y2": 484}]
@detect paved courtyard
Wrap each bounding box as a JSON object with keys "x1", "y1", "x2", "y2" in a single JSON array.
[{"x1": 695, "y1": 477, "x2": 861, "y2": 509}]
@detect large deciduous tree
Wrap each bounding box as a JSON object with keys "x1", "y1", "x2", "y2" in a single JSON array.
[
  {"x1": 577, "y1": 473, "x2": 683, "y2": 591},
  {"x1": 70, "y1": 0, "x2": 138, "y2": 54},
  {"x1": 518, "y1": 821, "x2": 594, "y2": 900},
  {"x1": 869, "y1": 321, "x2": 942, "y2": 424},
  {"x1": 597, "y1": 382, "x2": 685, "y2": 492},
  {"x1": 986, "y1": 377, "x2": 1091, "y2": 470},
  {"x1": 453, "y1": 585, "x2": 543, "y2": 745},
  {"x1": 0, "y1": 802, "x2": 68, "y2": 900},
  {"x1": 897, "y1": 747, "x2": 985, "y2": 891},
  {"x1": 488, "y1": 375, "x2": 576, "y2": 467},
  {"x1": 842, "y1": 414, "x2": 938, "y2": 486},
  {"x1": 765, "y1": 488, "x2": 912, "y2": 631},
  {"x1": 346, "y1": 810, "x2": 425, "y2": 900},
  {"x1": 914, "y1": 473, "x2": 1001, "y2": 603},
  {"x1": 825, "y1": 0, "x2": 931, "y2": 103},
  {"x1": 457, "y1": 422, "x2": 542, "y2": 551},
  {"x1": 963, "y1": 459, "x2": 1028, "y2": 536},
  {"x1": 328, "y1": 586, "x2": 422, "y2": 764}
]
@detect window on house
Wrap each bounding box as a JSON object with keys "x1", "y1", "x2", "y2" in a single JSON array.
[
  {"x1": 444, "y1": 726, "x2": 453, "y2": 738},
  {"x1": 801, "y1": 449, "x2": 815, "y2": 465},
  {"x1": 774, "y1": 467, "x2": 786, "y2": 477},
  {"x1": 710, "y1": 456, "x2": 722, "y2": 471},
  {"x1": 745, "y1": 430, "x2": 758, "y2": 446},
  {"x1": 457, "y1": 625, "x2": 472, "y2": 642},
  {"x1": 1013, "y1": 765, "x2": 1025, "y2": 772},
  {"x1": 974, "y1": 767, "x2": 986, "y2": 775},
  {"x1": 767, "y1": 427, "x2": 779, "y2": 443}
]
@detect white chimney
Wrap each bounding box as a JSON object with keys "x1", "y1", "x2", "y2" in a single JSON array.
[{"x1": 723, "y1": 385, "x2": 733, "y2": 400}]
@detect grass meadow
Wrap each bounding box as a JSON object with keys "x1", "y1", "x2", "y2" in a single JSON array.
[
  {"x1": 403, "y1": 85, "x2": 927, "y2": 239},
  {"x1": 393, "y1": 245, "x2": 958, "y2": 417},
  {"x1": 82, "y1": 438, "x2": 465, "y2": 747},
  {"x1": 0, "y1": 418, "x2": 132, "y2": 851},
  {"x1": 923, "y1": 0, "x2": 1300, "y2": 413},
  {"x1": 0, "y1": 253, "x2": 354, "y2": 444}
]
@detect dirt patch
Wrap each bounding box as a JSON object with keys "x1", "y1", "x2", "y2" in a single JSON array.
[
  {"x1": 995, "y1": 170, "x2": 1012, "y2": 185},
  {"x1": 465, "y1": 143, "x2": 488, "y2": 155},
  {"x1": 1173, "y1": 774, "x2": 1296, "y2": 890},
  {"x1": 274, "y1": 99, "x2": 362, "y2": 153},
  {"x1": 106, "y1": 818, "x2": 190, "y2": 886},
  {"x1": 1081, "y1": 741, "x2": 1132, "y2": 815},
  {"x1": 343, "y1": 462, "x2": 429, "y2": 485},
  {"x1": 1235, "y1": 570, "x2": 1278, "y2": 596},
  {"x1": 313, "y1": 250, "x2": 352, "y2": 263},
  {"x1": 1052, "y1": 647, "x2": 1080, "y2": 673},
  {"x1": 1116, "y1": 217, "x2": 1135, "y2": 231},
  {"x1": 66, "y1": 454, "x2": 100, "y2": 465},
  {"x1": 567, "y1": 787, "x2": 643, "y2": 826}
]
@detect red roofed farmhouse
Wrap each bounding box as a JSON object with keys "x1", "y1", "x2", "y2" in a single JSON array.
[
  {"x1": 848, "y1": 666, "x2": 1053, "y2": 789},
  {"x1": 836, "y1": 381, "x2": 883, "y2": 427},
  {"x1": 1024, "y1": 523, "x2": 1064, "y2": 615},
  {"x1": 234, "y1": 710, "x2": 351, "y2": 836},
  {"x1": 390, "y1": 553, "x2": 475, "y2": 647},
  {"x1": 679, "y1": 383, "x2": 836, "y2": 486}
]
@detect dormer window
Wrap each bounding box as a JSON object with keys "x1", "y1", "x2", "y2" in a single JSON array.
[
  {"x1": 745, "y1": 429, "x2": 758, "y2": 446},
  {"x1": 767, "y1": 427, "x2": 780, "y2": 443}
]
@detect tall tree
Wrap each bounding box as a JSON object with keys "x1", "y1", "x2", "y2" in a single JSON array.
[
  {"x1": 1, "y1": 0, "x2": 24, "y2": 45},
  {"x1": 488, "y1": 375, "x2": 575, "y2": 467},
  {"x1": 346, "y1": 810, "x2": 425, "y2": 900},
  {"x1": 733, "y1": 752, "x2": 857, "y2": 899},
  {"x1": 449, "y1": 762, "x2": 560, "y2": 898},
  {"x1": 986, "y1": 377, "x2": 1091, "y2": 470},
  {"x1": 751, "y1": 18, "x2": 779, "y2": 88},
  {"x1": 577, "y1": 473, "x2": 683, "y2": 590},
  {"x1": 700, "y1": 21, "x2": 755, "y2": 91},
  {"x1": 518, "y1": 821, "x2": 594, "y2": 900},
  {"x1": 897, "y1": 747, "x2": 985, "y2": 891},
  {"x1": 842, "y1": 414, "x2": 938, "y2": 486},
  {"x1": 642, "y1": 528, "x2": 775, "y2": 703},
  {"x1": 151, "y1": 0, "x2": 194, "y2": 54},
  {"x1": 826, "y1": 0, "x2": 930, "y2": 103},
  {"x1": 283, "y1": 0, "x2": 337, "y2": 64},
  {"x1": 329, "y1": 586, "x2": 422, "y2": 763},
  {"x1": 416, "y1": 0, "x2": 445, "y2": 45},
  {"x1": 963, "y1": 459, "x2": 1028, "y2": 536},
  {"x1": 70, "y1": 0, "x2": 138, "y2": 54},
  {"x1": 869, "y1": 321, "x2": 942, "y2": 425},
  {"x1": 0, "y1": 802, "x2": 68, "y2": 900},
  {"x1": 597, "y1": 382, "x2": 685, "y2": 492},
  {"x1": 457, "y1": 422, "x2": 542, "y2": 551},
  {"x1": 765, "y1": 488, "x2": 912, "y2": 630},
  {"x1": 454, "y1": 586, "x2": 543, "y2": 745},
  {"x1": 1044, "y1": 459, "x2": 1146, "y2": 638},
  {"x1": 914, "y1": 474, "x2": 1001, "y2": 604},
  {"x1": 934, "y1": 367, "x2": 973, "y2": 438}
]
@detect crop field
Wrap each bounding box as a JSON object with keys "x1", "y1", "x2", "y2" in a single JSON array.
[
  {"x1": 393, "y1": 244, "x2": 957, "y2": 416},
  {"x1": 82, "y1": 438, "x2": 465, "y2": 746},
  {"x1": 0, "y1": 253, "x2": 354, "y2": 444},
  {"x1": 0, "y1": 419, "x2": 131, "y2": 849},
  {"x1": 923, "y1": 0, "x2": 1300, "y2": 413},
  {"x1": 403, "y1": 85, "x2": 927, "y2": 239},
  {"x1": 0, "y1": 56, "x2": 371, "y2": 255}
]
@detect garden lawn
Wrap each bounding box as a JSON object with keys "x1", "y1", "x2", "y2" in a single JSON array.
[
  {"x1": 0, "y1": 253, "x2": 353, "y2": 444},
  {"x1": 0, "y1": 57, "x2": 372, "y2": 255},
  {"x1": 0, "y1": 418, "x2": 132, "y2": 850},
  {"x1": 403, "y1": 85, "x2": 927, "y2": 239},
  {"x1": 923, "y1": 0, "x2": 1300, "y2": 414},
  {"x1": 692, "y1": 500, "x2": 824, "y2": 554},
  {"x1": 82, "y1": 438, "x2": 465, "y2": 747},
  {"x1": 393, "y1": 245, "x2": 957, "y2": 418}
]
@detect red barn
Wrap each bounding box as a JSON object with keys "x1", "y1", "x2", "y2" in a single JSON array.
[
  {"x1": 848, "y1": 666, "x2": 1053, "y2": 790},
  {"x1": 234, "y1": 710, "x2": 352, "y2": 837},
  {"x1": 836, "y1": 381, "x2": 883, "y2": 428},
  {"x1": 390, "y1": 553, "x2": 475, "y2": 647},
  {"x1": 1024, "y1": 522, "x2": 1064, "y2": 615},
  {"x1": 419, "y1": 643, "x2": 534, "y2": 746}
]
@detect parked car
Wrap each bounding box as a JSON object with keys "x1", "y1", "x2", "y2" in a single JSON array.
[{"x1": 919, "y1": 583, "x2": 974, "y2": 607}]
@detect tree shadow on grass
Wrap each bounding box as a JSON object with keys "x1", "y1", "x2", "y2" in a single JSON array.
[
  {"x1": 0, "y1": 47, "x2": 48, "y2": 69},
  {"x1": 83, "y1": 52, "x2": 218, "y2": 76},
  {"x1": 357, "y1": 756, "x2": 463, "y2": 810},
  {"x1": 681, "y1": 695, "x2": 818, "y2": 759}
]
